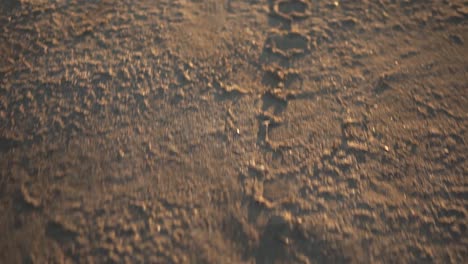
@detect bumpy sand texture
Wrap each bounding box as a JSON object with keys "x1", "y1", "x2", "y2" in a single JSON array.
[{"x1": 0, "y1": 0, "x2": 467, "y2": 263}]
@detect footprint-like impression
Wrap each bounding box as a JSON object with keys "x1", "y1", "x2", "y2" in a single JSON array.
[
  {"x1": 262, "y1": 65, "x2": 303, "y2": 89},
  {"x1": 265, "y1": 29, "x2": 310, "y2": 58},
  {"x1": 272, "y1": 0, "x2": 310, "y2": 20}
]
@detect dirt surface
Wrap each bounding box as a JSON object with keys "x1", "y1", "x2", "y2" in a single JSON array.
[{"x1": 0, "y1": 0, "x2": 467, "y2": 263}]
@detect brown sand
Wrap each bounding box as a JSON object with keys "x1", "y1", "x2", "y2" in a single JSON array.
[{"x1": 0, "y1": 0, "x2": 467, "y2": 263}]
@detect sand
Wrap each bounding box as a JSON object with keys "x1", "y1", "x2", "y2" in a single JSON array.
[{"x1": 0, "y1": 0, "x2": 467, "y2": 263}]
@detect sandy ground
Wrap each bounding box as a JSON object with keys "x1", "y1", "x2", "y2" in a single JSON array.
[{"x1": 0, "y1": 0, "x2": 467, "y2": 263}]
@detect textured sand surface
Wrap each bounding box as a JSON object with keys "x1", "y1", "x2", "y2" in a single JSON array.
[{"x1": 1, "y1": 0, "x2": 467, "y2": 263}]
